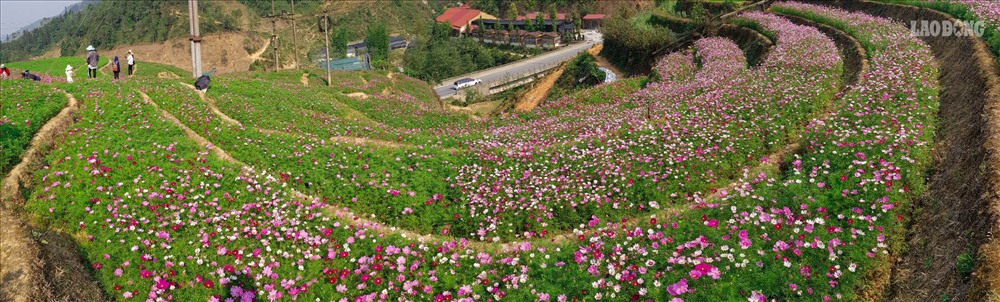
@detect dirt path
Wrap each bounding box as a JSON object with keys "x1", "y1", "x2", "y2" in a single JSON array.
[
  {"x1": 328, "y1": 136, "x2": 462, "y2": 153},
  {"x1": 0, "y1": 91, "x2": 106, "y2": 302},
  {"x1": 446, "y1": 101, "x2": 496, "y2": 120},
  {"x1": 828, "y1": 2, "x2": 1000, "y2": 300},
  {"x1": 137, "y1": 90, "x2": 244, "y2": 166},
  {"x1": 248, "y1": 37, "x2": 270, "y2": 61},
  {"x1": 158, "y1": 71, "x2": 179, "y2": 79},
  {"x1": 347, "y1": 92, "x2": 369, "y2": 99},
  {"x1": 178, "y1": 83, "x2": 242, "y2": 126},
  {"x1": 515, "y1": 64, "x2": 566, "y2": 112}
]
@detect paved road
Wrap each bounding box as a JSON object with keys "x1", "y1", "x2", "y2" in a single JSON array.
[{"x1": 434, "y1": 31, "x2": 603, "y2": 99}]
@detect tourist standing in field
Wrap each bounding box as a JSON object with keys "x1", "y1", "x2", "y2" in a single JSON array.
[
  {"x1": 0, "y1": 64, "x2": 10, "y2": 79},
  {"x1": 112, "y1": 56, "x2": 121, "y2": 80},
  {"x1": 126, "y1": 50, "x2": 135, "y2": 76},
  {"x1": 65, "y1": 65, "x2": 75, "y2": 83},
  {"x1": 86, "y1": 45, "x2": 99, "y2": 79}
]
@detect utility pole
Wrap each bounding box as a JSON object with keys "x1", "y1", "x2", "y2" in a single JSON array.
[
  {"x1": 262, "y1": 0, "x2": 297, "y2": 71},
  {"x1": 322, "y1": 10, "x2": 331, "y2": 86},
  {"x1": 263, "y1": 0, "x2": 280, "y2": 71},
  {"x1": 188, "y1": 0, "x2": 203, "y2": 78},
  {"x1": 291, "y1": 0, "x2": 298, "y2": 68}
]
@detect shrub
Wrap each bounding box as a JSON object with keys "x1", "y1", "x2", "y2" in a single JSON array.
[
  {"x1": 600, "y1": 4, "x2": 676, "y2": 74},
  {"x1": 957, "y1": 250, "x2": 977, "y2": 281}
]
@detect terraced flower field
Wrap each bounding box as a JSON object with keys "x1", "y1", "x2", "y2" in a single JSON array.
[{"x1": 2, "y1": 2, "x2": 1000, "y2": 301}]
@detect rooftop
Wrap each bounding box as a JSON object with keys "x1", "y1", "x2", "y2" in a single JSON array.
[{"x1": 435, "y1": 4, "x2": 484, "y2": 29}]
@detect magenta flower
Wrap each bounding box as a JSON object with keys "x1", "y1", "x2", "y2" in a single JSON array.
[{"x1": 666, "y1": 278, "x2": 689, "y2": 296}]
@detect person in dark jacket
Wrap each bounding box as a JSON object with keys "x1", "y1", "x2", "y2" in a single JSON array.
[
  {"x1": 194, "y1": 75, "x2": 211, "y2": 91},
  {"x1": 86, "y1": 45, "x2": 99, "y2": 79},
  {"x1": 22, "y1": 70, "x2": 41, "y2": 81},
  {"x1": 194, "y1": 66, "x2": 216, "y2": 92},
  {"x1": 112, "y1": 56, "x2": 121, "y2": 80}
]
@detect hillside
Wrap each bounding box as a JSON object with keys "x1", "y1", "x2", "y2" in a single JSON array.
[
  {"x1": 3, "y1": 2, "x2": 1000, "y2": 302},
  {"x1": 2, "y1": 0, "x2": 636, "y2": 74},
  {"x1": 0, "y1": 0, "x2": 248, "y2": 63},
  {"x1": 0, "y1": 0, "x2": 451, "y2": 70}
]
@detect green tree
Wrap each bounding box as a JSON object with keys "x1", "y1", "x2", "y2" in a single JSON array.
[
  {"x1": 331, "y1": 27, "x2": 349, "y2": 58},
  {"x1": 549, "y1": 4, "x2": 559, "y2": 32},
  {"x1": 508, "y1": 3, "x2": 518, "y2": 33},
  {"x1": 365, "y1": 22, "x2": 390, "y2": 68},
  {"x1": 432, "y1": 21, "x2": 451, "y2": 41},
  {"x1": 477, "y1": 17, "x2": 486, "y2": 42},
  {"x1": 526, "y1": 18, "x2": 535, "y2": 32},
  {"x1": 601, "y1": 4, "x2": 674, "y2": 73},
  {"x1": 535, "y1": 13, "x2": 546, "y2": 32},
  {"x1": 572, "y1": 11, "x2": 581, "y2": 39}
]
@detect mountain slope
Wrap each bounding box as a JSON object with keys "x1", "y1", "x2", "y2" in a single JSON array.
[{"x1": 0, "y1": 0, "x2": 245, "y2": 62}]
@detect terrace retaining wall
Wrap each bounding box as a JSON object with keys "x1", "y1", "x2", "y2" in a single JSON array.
[{"x1": 837, "y1": 1, "x2": 1000, "y2": 300}]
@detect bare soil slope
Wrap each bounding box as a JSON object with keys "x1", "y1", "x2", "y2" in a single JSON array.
[{"x1": 103, "y1": 32, "x2": 267, "y2": 75}]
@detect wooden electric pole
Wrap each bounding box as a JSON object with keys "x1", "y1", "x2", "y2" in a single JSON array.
[
  {"x1": 188, "y1": 0, "x2": 203, "y2": 77},
  {"x1": 322, "y1": 10, "x2": 331, "y2": 86},
  {"x1": 291, "y1": 0, "x2": 298, "y2": 68},
  {"x1": 267, "y1": 0, "x2": 280, "y2": 71},
  {"x1": 262, "y1": 0, "x2": 297, "y2": 71}
]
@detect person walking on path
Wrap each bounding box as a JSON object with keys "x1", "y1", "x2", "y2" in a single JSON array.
[
  {"x1": 65, "y1": 65, "x2": 75, "y2": 83},
  {"x1": 112, "y1": 56, "x2": 121, "y2": 80},
  {"x1": 86, "y1": 45, "x2": 99, "y2": 79},
  {"x1": 126, "y1": 50, "x2": 135, "y2": 76},
  {"x1": 0, "y1": 64, "x2": 10, "y2": 79}
]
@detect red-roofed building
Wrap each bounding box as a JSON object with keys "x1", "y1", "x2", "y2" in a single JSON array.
[
  {"x1": 582, "y1": 14, "x2": 606, "y2": 30},
  {"x1": 435, "y1": 4, "x2": 497, "y2": 35}
]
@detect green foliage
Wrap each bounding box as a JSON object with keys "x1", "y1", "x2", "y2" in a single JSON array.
[
  {"x1": 648, "y1": 11, "x2": 700, "y2": 32},
  {"x1": 5, "y1": 56, "x2": 105, "y2": 76},
  {"x1": 509, "y1": 3, "x2": 519, "y2": 31},
  {"x1": 463, "y1": 88, "x2": 483, "y2": 105},
  {"x1": 236, "y1": 0, "x2": 323, "y2": 17},
  {"x1": 330, "y1": 27, "x2": 351, "y2": 59},
  {"x1": 600, "y1": 4, "x2": 676, "y2": 74},
  {"x1": 470, "y1": 0, "x2": 599, "y2": 18},
  {"x1": 547, "y1": 53, "x2": 605, "y2": 99},
  {"x1": 0, "y1": 81, "x2": 67, "y2": 175},
  {"x1": 957, "y1": 250, "x2": 977, "y2": 281},
  {"x1": 365, "y1": 22, "x2": 390, "y2": 68},
  {"x1": 535, "y1": 13, "x2": 546, "y2": 32},
  {"x1": 548, "y1": 4, "x2": 559, "y2": 25},
  {"x1": 403, "y1": 27, "x2": 539, "y2": 83}
]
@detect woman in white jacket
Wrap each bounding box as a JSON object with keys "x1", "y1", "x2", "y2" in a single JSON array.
[{"x1": 65, "y1": 65, "x2": 75, "y2": 83}]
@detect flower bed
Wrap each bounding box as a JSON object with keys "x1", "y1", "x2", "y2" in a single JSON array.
[
  {"x1": 0, "y1": 80, "x2": 68, "y2": 175},
  {"x1": 13, "y1": 6, "x2": 951, "y2": 300},
  {"x1": 451, "y1": 14, "x2": 841, "y2": 240}
]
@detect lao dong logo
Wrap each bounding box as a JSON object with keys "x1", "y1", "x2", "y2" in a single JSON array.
[{"x1": 910, "y1": 20, "x2": 985, "y2": 37}]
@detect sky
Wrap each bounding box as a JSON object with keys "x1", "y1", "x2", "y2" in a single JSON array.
[{"x1": 0, "y1": 0, "x2": 81, "y2": 40}]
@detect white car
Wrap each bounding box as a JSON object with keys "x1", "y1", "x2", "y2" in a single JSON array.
[{"x1": 453, "y1": 78, "x2": 482, "y2": 90}]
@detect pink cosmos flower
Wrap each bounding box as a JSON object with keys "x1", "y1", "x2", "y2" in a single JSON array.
[{"x1": 666, "y1": 278, "x2": 689, "y2": 296}]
